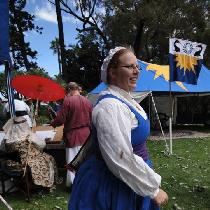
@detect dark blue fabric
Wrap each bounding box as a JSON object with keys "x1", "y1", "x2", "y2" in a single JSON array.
[
  {"x1": 169, "y1": 54, "x2": 202, "y2": 85},
  {"x1": 68, "y1": 94, "x2": 159, "y2": 210},
  {"x1": 0, "y1": 1, "x2": 15, "y2": 117},
  {"x1": 0, "y1": 0, "x2": 11, "y2": 64}
]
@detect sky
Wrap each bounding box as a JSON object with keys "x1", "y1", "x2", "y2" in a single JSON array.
[
  {"x1": 0, "y1": 0, "x2": 80, "y2": 77},
  {"x1": 26, "y1": 0, "x2": 80, "y2": 77}
]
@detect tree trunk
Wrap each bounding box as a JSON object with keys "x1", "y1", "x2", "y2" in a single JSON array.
[
  {"x1": 133, "y1": 19, "x2": 145, "y2": 58},
  {"x1": 56, "y1": 41, "x2": 62, "y2": 75},
  {"x1": 55, "y1": 0, "x2": 67, "y2": 80}
]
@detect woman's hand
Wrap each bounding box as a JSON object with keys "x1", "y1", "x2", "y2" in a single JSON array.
[{"x1": 153, "y1": 189, "x2": 168, "y2": 206}]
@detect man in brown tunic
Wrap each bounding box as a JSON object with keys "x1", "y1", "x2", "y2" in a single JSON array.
[{"x1": 51, "y1": 82, "x2": 92, "y2": 187}]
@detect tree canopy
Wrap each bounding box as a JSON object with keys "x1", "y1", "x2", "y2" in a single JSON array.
[
  {"x1": 1, "y1": 0, "x2": 209, "y2": 95},
  {"x1": 9, "y1": 0, "x2": 43, "y2": 71},
  {"x1": 51, "y1": 0, "x2": 209, "y2": 77}
]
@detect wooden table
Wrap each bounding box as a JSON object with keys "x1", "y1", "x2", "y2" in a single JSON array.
[{"x1": 34, "y1": 125, "x2": 64, "y2": 142}]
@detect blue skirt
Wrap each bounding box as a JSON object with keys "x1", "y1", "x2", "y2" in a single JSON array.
[{"x1": 68, "y1": 155, "x2": 160, "y2": 210}]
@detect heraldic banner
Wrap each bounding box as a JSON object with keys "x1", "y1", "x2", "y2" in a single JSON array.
[{"x1": 169, "y1": 38, "x2": 206, "y2": 85}]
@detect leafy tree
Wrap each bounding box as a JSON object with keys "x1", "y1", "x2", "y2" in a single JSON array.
[
  {"x1": 9, "y1": 0, "x2": 43, "y2": 71},
  {"x1": 47, "y1": 0, "x2": 110, "y2": 83},
  {"x1": 64, "y1": 31, "x2": 102, "y2": 91},
  {"x1": 48, "y1": 0, "x2": 109, "y2": 48},
  {"x1": 53, "y1": 74, "x2": 66, "y2": 88},
  {"x1": 102, "y1": 0, "x2": 210, "y2": 65},
  {"x1": 50, "y1": 38, "x2": 62, "y2": 75},
  {"x1": 1, "y1": 1, "x2": 51, "y2": 99},
  {"x1": 57, "y1": 0, "x2": 209, "y2": 65},
  {"x1": 49, "y1": 0, "x2": 209, "y2": 81},
  {"x1": 47, "y1": 0, "x2": 209, "y2": 94}
]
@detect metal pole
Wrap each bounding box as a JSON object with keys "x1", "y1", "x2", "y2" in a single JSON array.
[
  {"x1": 0, "y1": 195, "x2": 13, "y2": 210},
  {"x1": 169, "y1": 81, "x2": 173, "y2": 155},
  {"x1": 5, "y1": 61, "x2": 15, "y2": 118}
]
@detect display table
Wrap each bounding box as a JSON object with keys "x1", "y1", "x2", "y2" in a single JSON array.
[
  {"x1": 45, "y1": 143, "x2": 65, "y2": 150},
  {"x1": 34, "y1": 125, "x2": 66, "y2": 168},
  {"x1": 0, "y1": 125, "x2": 66, "y2": 169},
  {"x1": 34, "y1": 124, "x2": 64, "y2": 142},
  {"x1": 44, "y1": 143, "x2": 66, "y2": 169}
]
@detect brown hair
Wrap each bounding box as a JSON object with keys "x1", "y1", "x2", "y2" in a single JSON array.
[
  {"x1": 106, "y1": 47, "x2": 134, "y2": 84},
  {"x1": 66, "y1": 82, "x2": 80, "y2": 93}
]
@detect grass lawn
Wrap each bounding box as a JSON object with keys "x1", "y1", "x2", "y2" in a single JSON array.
[
  {"x1": 148, "y1": 137, "x2": 210, "y2": 210},
  {"x1": 0, "y1": 175, "x2": 69, "y2": 210},
  {"x1": 1, "y1": 137, "x2": 210, "y2": 210}
]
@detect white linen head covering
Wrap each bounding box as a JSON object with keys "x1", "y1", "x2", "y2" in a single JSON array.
[
  {"x1": 3, "y1": 117, "x2": 46, "y2": 148},
  {"x1": 101, "y1": 46, "x2": 126, "y2": 83},
  {"x1": 3, "y1": 117, "x2": 31, "y2": 144}
]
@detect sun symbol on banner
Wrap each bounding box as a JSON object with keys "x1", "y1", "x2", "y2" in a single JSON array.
[{"x1": 175, "y1": 54, "x2": 198, "y2": 73}]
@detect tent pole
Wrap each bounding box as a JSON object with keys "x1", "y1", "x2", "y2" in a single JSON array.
[{"x1": 169, "y1": 81, "x2": 173, "y2": 155}]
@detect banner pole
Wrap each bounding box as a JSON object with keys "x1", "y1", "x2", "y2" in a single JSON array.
[
  {"x1": 168, "y1": 37, "x2": 173, "y2": 155},
  {"x1": 169, "y1": 80, "x2": 173, "y2": 155}
]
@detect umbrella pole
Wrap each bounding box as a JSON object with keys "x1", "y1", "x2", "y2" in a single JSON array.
[{"x1": 32, "y1": 99, "x2": 39, "y2": 132}]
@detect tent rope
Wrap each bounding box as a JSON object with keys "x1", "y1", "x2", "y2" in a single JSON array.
[{"x1": 150, "y1": 93, "x2": 170, "y2": 155}]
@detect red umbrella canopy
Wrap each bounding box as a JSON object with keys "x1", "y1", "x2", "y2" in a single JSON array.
[{"x1": 11, "y1": 75, "x2": 65, "y2": 102}]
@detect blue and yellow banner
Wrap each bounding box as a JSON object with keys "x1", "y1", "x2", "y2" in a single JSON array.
[
  {"x1": 0, "y1": 0, "x2": 11, "y2": 64},
  {"x1": 169, "y1": 38, "x2": 206, "y2": 84}
]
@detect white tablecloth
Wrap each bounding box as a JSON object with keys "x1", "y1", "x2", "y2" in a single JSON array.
[{"x1": 0, "y1": 130, "x2": 56, "y2": 150}]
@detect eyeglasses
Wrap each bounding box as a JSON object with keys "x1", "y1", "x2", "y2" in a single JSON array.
[{"x1": 120, "y1": 64, "x2": 141, "y2": 71}]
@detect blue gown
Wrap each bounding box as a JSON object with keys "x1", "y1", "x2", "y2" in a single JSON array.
[{"x1": 68, "y1": 94, "x2": 160, "y2": 210}]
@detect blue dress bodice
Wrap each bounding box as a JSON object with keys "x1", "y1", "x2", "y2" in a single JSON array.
[
  {"x1": 69, "y1": 94, "x2": 160, "y2": 210},
  {"x1": 95, "y1": 94, "x2": 150, "y2": 160}
]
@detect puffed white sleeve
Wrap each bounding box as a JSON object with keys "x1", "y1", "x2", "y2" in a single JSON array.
[{"x1": 93, "y1": 100, "x2": 161, "y2": 198}]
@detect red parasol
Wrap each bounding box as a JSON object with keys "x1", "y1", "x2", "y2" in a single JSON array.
[{"x1": 11, "y1": 75, "x2": 65, "y2": 102}]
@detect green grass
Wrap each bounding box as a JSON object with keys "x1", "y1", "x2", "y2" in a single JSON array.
[
  {"x1": 1, "y1": 138, "x2": 210, "y2": 210},
  {"x1": 0, "y1": 180, "x2": 69, "y2": 210},
  {"x1": 148, "y1": 137, "x2": 210, "y2": 210}
]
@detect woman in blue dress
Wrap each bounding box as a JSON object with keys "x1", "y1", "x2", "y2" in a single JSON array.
[{"x1": 68, "y1": 47, "x2": 168, "y2": 210}]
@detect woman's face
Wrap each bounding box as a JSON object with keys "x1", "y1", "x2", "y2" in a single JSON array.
[{"x1": 109, "y1": 51, "x2": 140, "y2": 92}]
